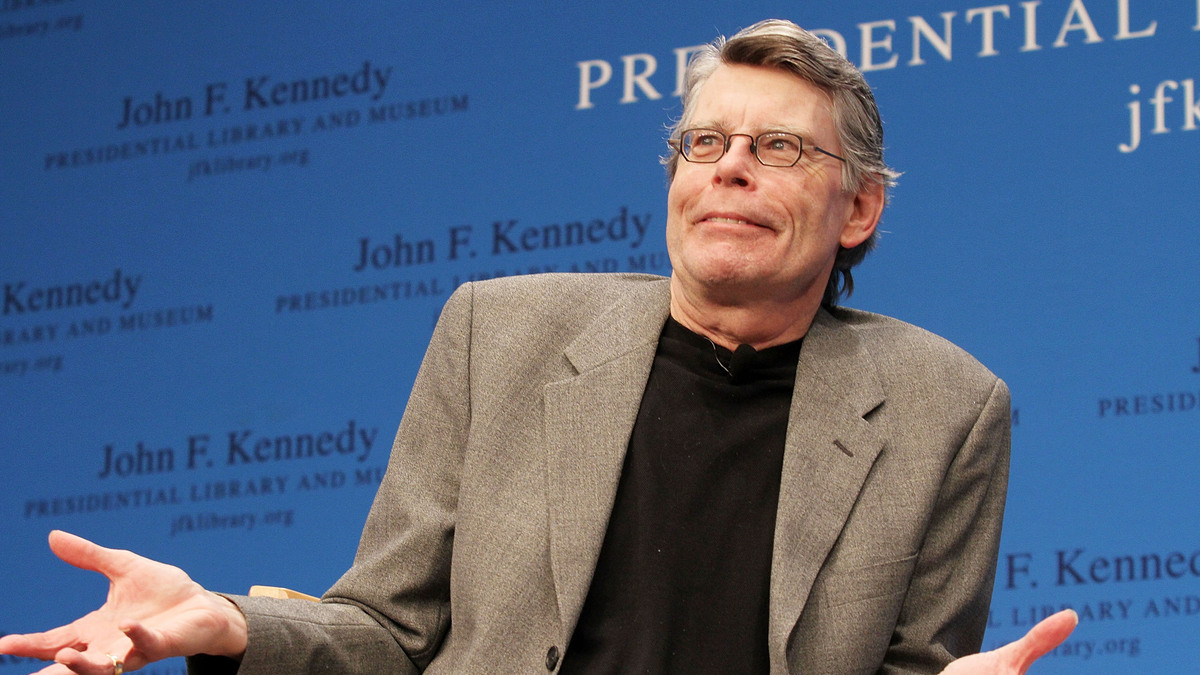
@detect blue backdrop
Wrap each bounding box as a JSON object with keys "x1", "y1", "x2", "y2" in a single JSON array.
[{"x1": 3, "y1": 1, "x2": 1198, "y2": 672}]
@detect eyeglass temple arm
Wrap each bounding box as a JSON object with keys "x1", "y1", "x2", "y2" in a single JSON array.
[{"x1": 811, "y1": 145, "x2": 846, "y2": 163}]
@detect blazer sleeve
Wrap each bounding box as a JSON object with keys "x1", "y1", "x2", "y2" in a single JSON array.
[
  {"x1": 190, "y1": 282, "x2": 479, "y2": 675},
  {"x1": 881, "y1": 377, "x2": 1011, "y2": 672}
]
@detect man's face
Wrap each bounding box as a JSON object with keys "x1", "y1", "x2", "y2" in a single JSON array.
[{"x1": 666, "y1": 63, "x2": 879, "y2": 308}]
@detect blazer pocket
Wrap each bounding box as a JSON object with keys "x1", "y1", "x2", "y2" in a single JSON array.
[{"x1": 818, "y1": 554, "x2": 918, "y2": 609}]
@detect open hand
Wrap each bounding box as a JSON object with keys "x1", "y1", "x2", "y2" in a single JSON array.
[{"x1": 0, "y1": 531, "x2": 247, "y2": 674}]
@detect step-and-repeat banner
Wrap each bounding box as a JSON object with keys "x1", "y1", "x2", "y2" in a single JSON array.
[{"x1": 3, "y1": 2, "x2": 1197, "y2": 672}]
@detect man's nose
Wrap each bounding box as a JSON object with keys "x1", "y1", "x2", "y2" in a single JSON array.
[{"x1": 713, "y1": 134, "x2": 757, "y2": 187}]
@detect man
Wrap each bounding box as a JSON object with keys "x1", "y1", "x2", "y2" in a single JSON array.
[{"x1": 0, "y1": 19, "x2": 1076, "y2": 675}]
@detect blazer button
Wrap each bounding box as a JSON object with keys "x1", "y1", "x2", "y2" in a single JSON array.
[{"x1": 545, "y1": 645, "x2": 560, "y2": 670}]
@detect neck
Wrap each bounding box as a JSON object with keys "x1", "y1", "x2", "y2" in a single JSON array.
[{"x1": 668, "y1": 275, "x2": 821, "y2": 351}]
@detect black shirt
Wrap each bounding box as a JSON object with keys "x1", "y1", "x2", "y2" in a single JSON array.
[{"x1": 560, "y1": 317, "x2": 801, "y2": 674}]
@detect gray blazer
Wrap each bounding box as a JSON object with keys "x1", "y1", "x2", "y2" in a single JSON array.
[{"x1": 223, "y1": 273, "x2": 1010, "y2": 675}]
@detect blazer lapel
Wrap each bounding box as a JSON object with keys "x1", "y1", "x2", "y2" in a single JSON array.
[
  {"x1": 543, "y1": 278, "x2": 671, "y2": 639},
  {"x1": 769, "y1": 309, "x2": 887, "y2": 666}
]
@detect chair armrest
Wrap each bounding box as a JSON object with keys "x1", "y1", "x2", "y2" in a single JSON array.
[{"x1": 247, "y1": 585, "x2": 320, "y2": 601}]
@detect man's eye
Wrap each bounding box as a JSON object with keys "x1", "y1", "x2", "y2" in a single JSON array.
[{"x1": 764, "y1": 137, "x2": 799, "y2": 152}]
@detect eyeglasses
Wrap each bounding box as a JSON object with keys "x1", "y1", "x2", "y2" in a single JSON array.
[{"x1": 670, "y1": 128, "x2": 845, "y2": 167}]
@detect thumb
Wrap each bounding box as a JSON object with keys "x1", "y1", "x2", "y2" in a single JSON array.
[
  {"x1": 48, "y1": 530, "x2": 133, "y2": 578},
  {"x1": 999, "y1": 609, "x2": 1078, "y2": 672}
]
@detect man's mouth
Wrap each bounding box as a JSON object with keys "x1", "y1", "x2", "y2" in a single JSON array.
[{"x1": 699, "y1": 213, "x2": 769, "y2": 230}]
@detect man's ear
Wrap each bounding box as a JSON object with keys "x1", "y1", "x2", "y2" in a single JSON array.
[{"x1": 839, "y1": 180, "x2": 885, "y2": 249}]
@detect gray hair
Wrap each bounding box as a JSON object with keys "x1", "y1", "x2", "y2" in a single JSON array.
[{"x1": 665, "y1": 19, "x2": 900, "y2": 306}]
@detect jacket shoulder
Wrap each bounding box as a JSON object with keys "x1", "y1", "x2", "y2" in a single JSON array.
[
  {"x1": 454, "y1": 273, "x2": 667, "y2": 324},
  {"x1": 438, "y1": 273, "x2": 669, "y2": 357},
  {"x1": 825, "y1": 306, "x2": 1004, "y2": 393}
]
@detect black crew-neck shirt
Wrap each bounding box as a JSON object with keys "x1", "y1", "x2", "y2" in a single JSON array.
[{"x1": 559, "y1": 317, "x2": 801, "y2": 674}]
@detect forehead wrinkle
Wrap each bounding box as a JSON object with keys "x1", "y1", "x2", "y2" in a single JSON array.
[
  {"x1": 691, "y1": 96, "x2": 823, "y2": 141},
  {"x1": 690, "y1": 118, "x2": 817, "y2": 141}
]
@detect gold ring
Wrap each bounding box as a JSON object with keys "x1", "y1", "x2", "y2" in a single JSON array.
[{"x1": 106, "y1": 652, "x2": 124, "y2": 675}]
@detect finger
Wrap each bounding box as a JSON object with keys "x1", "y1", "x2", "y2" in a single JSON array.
[
  {"x1": 53, "y1": 647, "x2": 127, "y2": 675},
  {"x1": 47, "y1": 531, "x2": 135, "y2": 579},
  {"x1": 0, "y1": 629, "x2": 84, "y2": 661},
  {"x1": 1007, "y1": 609, "x2": 1079, "y2": 670},
  {"x1": 120, "y1": 620, "x2": 171, "y2": 663}
]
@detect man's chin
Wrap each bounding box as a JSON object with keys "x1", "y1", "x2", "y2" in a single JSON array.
[{"x1": 676, "y1": 267, "x2": 771, "y2": 300}]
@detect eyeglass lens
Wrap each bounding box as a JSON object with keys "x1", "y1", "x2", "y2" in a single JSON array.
[{"x1": 679, "y1": 129, "x2": 803, "y2": 167}]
